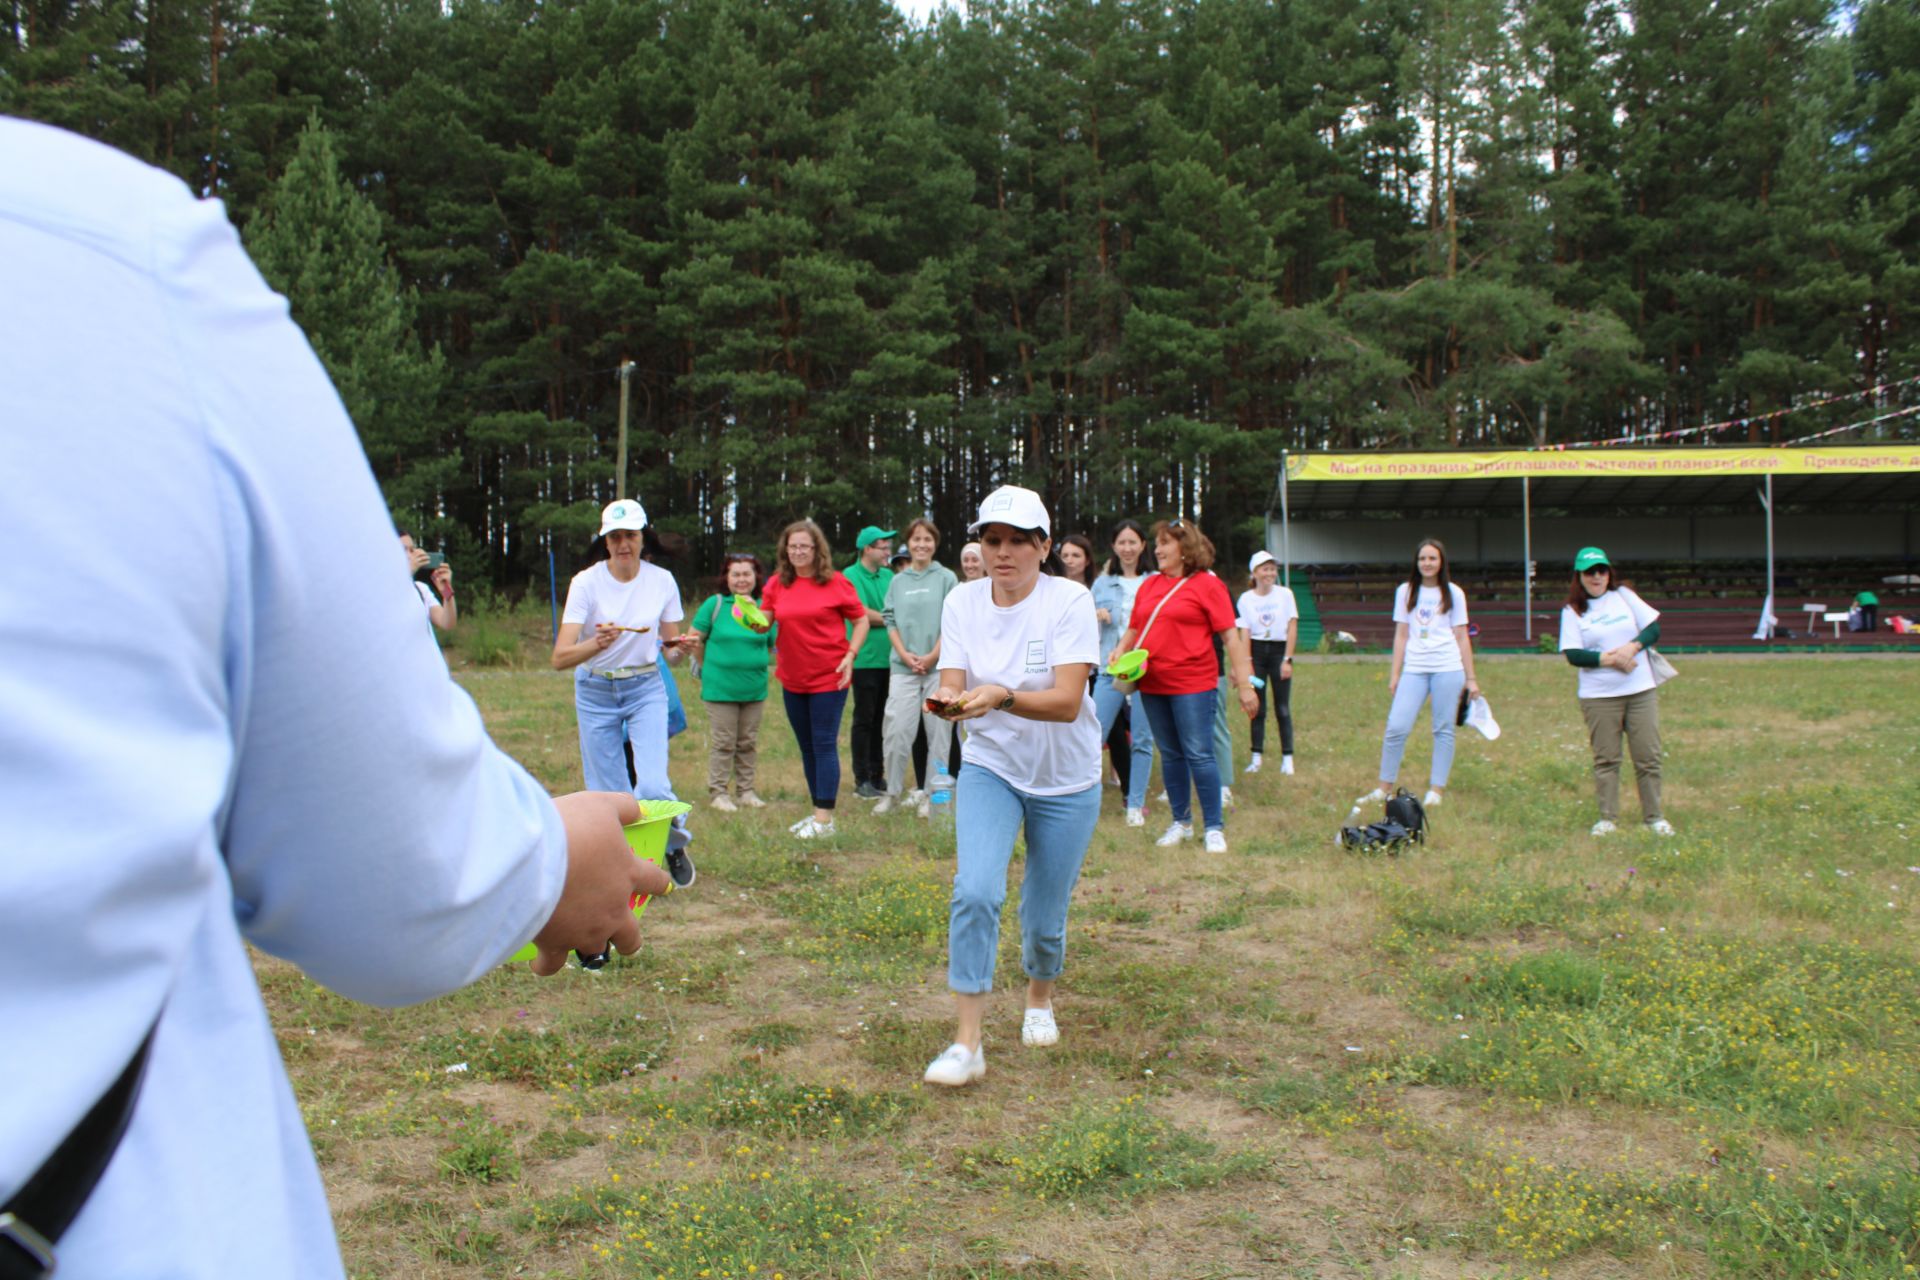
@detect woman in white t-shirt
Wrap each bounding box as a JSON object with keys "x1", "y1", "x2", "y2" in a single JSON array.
[
  {"x1": 921, "y1": 486, "x2": 1103, "y2": 1088},
  {"x1": 1354, "y1": 538, "x2": 1481, "y2": 812},
  {"x1": 551, "y1": 499, "x2": 696, "y2": 805},
  {"x1": 1558, "y1": 546, "x2": 1672, "y2": 836},
  {"x1": 1237, "y1": 550, "x2": 1298, "y2": 775}
]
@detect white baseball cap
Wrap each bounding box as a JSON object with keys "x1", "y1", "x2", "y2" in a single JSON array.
[
  {"x1": 1248, "y1": 550, "x2": 1277, "y2": 571},
  {"x1": 597, "y1": 498, "x2": 649, "y2": 538},
  {"x1": 967, "y1": 484, "x2": 1051, "y2": 536},
  {"x1": 1464, "y1": 694, "x2": 1501, "y2": 741}
]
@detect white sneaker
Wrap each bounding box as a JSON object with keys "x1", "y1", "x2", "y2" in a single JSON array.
[
  {"x1": 1244, "y1": 753, "x2": 1262, "y2": 774},
  {"x1": 916, "y1": 793, "x2": 932, "y2": 819},
  {"x1": 710, "y1": 793, "x2": 737, "y2": 812},
  {"x1": 1021, "y1": 1006, "x2": 1059, "y2": 1047},
  {"x1": 1155, "y1": 822, "x2": 1193, "y2": 847},
  {"x1": 907, "y1": 788, "x2": 927, "y2": 806},
  {"x1": 788, "y1": 816, "x2": 810, "y2": 833},
  {"x1": 872, "y1": 794, "x2": 897, "y2": 815},
  {"x1": 1590, "y1": 819, "x2": 1618, "y2": 837},
  {"x1": 1423, "y1": 790, "x2": 1443, "y2": 807},
  {"x1": 1203, "y1": 829, "x2": 1228, "y2": 853},
  {"x1": 795, "y1": 817, "x2": 835, "y2": 839},
  {"x1": 1124, "y1": 806, "x2": 1146, "y2": 828},
  {"x1": 1646, "y1": 818, "x2": 1676, "y2": 836},
  {"x1": 923, "y1": 1042, "x2": 986, "y2": 1087},
  {"x1": 738, "y1": 791, "x2": 766, "y2": 808},
  {"x1": 1280, "y1": 756, "x2": 1295, "y2": 776},
  {"x1": 1354, "y1": 787, "x2": 1390, "y2": 807},
  {"x1": 1220, "y1": 786, "x2": 1235, "y2": 810}
]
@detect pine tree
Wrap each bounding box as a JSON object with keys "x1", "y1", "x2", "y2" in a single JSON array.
[{"x1": 245, "y1": 114, "x2": 450, "y2": 535}]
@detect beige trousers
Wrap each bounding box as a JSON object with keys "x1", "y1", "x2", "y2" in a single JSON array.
[
  {"x1": 1579, "y1": 689, "x2": 1663, "y2": 823},
  {"x1": 882, "y1": 669, "x2": 954, "y2": 797},
  {"x1": 705, "y1": 699, "x2": 764, "y2": 797}
]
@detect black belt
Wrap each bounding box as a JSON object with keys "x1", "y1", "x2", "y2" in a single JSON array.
[{"x1": 0, "y1": 1023, "x2": 156, "y2": 1279}]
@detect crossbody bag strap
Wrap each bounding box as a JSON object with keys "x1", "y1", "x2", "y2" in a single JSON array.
[
  {"x1": 0, "y1": 1020, "x2": 158, "y2": 1280},
  {"x1": 1133, "y1": 575, "x2": 1190, "y2": 650}
]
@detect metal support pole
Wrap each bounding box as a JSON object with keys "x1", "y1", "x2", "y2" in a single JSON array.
[
  {"x1": 1762, "y1": 475, "x2": 1776, "y2": 638},
  {"x1": 1523, "y1": 476, "x2": 1533, "y2": 642},
  {"x1": 1279, "y1": 454, "x2": 1292, "y2": 587},
  {"x1": 614, "y1": 360, "x2": 634, "y2": 499}
]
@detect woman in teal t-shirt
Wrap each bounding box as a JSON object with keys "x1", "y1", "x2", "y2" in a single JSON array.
[{"x1": 691, "y1": 554, "x2": 775, "y2": 811}]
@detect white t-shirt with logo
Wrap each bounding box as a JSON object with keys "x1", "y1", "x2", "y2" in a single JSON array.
[
  {"x1": 1559, "y1": 587, "x2": 1660, "y2": 699},
  {"x1": 1236, "y1": 586, "x2": 1298, "y2": 643},
  {"x1": 561, "y1": 560, "x2": 684, "y2": 671},
  {"x1": 1392, "y1": 582, "x2": 1470, "y2": 673},
  {"x1": 939, "y1": 575, "x2": 1102, "y2": 795}
]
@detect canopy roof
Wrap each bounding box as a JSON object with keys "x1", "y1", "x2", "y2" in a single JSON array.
[{"x1": 1279, "y1": 445, "x2": 1920, "y2": 514}]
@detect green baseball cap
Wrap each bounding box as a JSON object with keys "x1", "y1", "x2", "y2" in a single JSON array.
[
  {"x1": 1574, "y1": 546, "x2": 1611, "y2": 572},
  {"x1": 855, "y1": 526, "x2": 896, "y2": 549}
]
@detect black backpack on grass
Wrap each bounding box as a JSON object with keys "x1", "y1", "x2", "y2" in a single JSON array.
[{"x1": 1338, "y1": 788, "x2": 1427, "y2": 855}]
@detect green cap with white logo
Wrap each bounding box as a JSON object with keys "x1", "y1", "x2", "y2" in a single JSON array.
[{"x1": 1574, "y1": 546, "x2": 1611, "y2": 572}]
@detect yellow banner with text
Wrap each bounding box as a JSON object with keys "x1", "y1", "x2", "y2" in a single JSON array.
[{"x1": 1284, "y1": 447, "x2": 1920, "y2": 483}]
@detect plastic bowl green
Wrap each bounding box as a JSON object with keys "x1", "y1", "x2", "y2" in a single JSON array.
[
  {"x1": 1105, "y1": 647, "x2": 1149, "y2": 680},
  {"x1": 732, "y1": 595, "x2": 769, "y2": 628},
  {"x1": 507, "y1": 805, "x2": 683, "y2": 963}
]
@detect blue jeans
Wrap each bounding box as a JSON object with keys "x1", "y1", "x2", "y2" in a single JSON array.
[
  {"x1": 1379, "y1": 668, "x2": 1465, "y2": 788},
  {"x1": 1092, "y1": 672, "x2": 1155, "y2": 810},
  {"x1": 948, "y1": 766, "x2": 1101, "y2": 994},
  {"x1": 576, "y1": 670, "x2": 676, "y2": 801},
  {"x1": 1140, "y1": 689, "x2": 1223, "y2": 831},
  {"x1": 782, "y1": 687, "x2": 848, "y2": 809}
]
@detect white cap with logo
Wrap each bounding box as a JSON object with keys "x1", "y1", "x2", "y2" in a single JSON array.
[
  {"x1": 967, "y1": 485, "x2": 1051, "y2": 536},
  {"x1": 597, "y1": 498, "x2": 649, "y2": 538}
]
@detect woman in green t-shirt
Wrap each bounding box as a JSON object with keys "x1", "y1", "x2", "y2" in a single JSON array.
[{"x1": 690, "y1": 553, "x2": 776, "y2": 811}]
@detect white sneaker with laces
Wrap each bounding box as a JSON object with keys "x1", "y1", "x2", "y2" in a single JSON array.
[
  {"x1": 1590, "y1": 819, "x2": 1618, "y2": 837},
  {"x1": 1280, "y1": 755, "x2": 1295, "y2": 776},
  {"x1": 1646, "y1": 818, "x2": 1676, "y2": 836},
  {"x1": 795, "y1": 817, "x2": 835, "y2": 840},
  {"x1": 788, "y1": 816, "x2": 811, "y2": 833},
  {"x1": 923, "y1": 1042, "x2": 986, "y2": 1086},
  {"x1": 872, "y1": 794, "x2": 897, "y2": 815},
  {"x1": 1124, "y1": 807, "x2": 1146, "y2": 828},
  {"x1": 1203, "y1": 829, "x2": 1228, "y2": 854},
  {"x1": 1244, "y1": 753, "x2": 1262, "y2": 774},
  {"x1": 1423, "y1": 789, "x2": 1443, "y2": 807},
  {"x1": 1354, "y1": 787, "x2": 1389, "y2": 806},
  {"x1": 1155, "y1": 822, "x2": 1193, "y2": 847},
  {"x1": 1021, "y1": 1007, "x2": 1059, "y2": 1047},
  {"x1": 916, "y1": 792, "x2": 932, "y2": 819},
  {"x1": 710, "y1": 793, "x2": 737, "y2": 812}
]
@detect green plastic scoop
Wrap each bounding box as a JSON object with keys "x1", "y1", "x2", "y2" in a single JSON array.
[
  {"x1": 1105, "y1": 648, "x2": 1149, "y2": 680},
  {"x1": 507, "y1": 800, "x2": 691, "y2": 965},
  {"x1": 731, "y1": 594, "x2": 769, "y2": 628}
]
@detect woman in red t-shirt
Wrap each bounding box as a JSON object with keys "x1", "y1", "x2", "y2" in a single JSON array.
[
  {"x1": 1111, "y1": 519, "x2": 1258, "y2": 852},
  {"x1": 759, "y1": 519, "x2": 868, "y2": 839}
]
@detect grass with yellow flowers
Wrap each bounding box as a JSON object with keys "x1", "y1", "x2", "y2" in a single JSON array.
[{"x1": 262, "y1": 643, "x2": 1920, "y2": 1278}]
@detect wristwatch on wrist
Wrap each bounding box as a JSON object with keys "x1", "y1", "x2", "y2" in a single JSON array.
[{"x1": 996, "y1": 690, "x2": 1016, "y2": 711}]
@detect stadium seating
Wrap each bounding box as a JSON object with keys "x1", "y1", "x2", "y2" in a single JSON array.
[{"x1": 1303, "y1": 558, "x2": 1920, "y2": 650}]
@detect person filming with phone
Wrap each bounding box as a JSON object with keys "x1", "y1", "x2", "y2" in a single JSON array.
[{"x1": 398, "y1": 531, "x2": 456, "y2": 632}]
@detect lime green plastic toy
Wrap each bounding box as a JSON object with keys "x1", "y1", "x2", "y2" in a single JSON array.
[
  {"x1": 508, "y1": 799, "x2": 691, "y2": 964},
  {"x1": 1105, "y1": 648, "x2": 1149, "y2": 681},
  {"x1": 731, "y1": 594, "x2": 769, "y2": 629}
]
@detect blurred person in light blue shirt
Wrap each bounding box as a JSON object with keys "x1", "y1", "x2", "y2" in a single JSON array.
[{"x1": 0, "y1": 119, "x2": 669, "y2": 1278}]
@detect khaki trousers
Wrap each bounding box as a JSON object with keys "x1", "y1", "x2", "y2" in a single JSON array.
[
  {"x1": 882, "y1": 669, "x2": 953, "y2": 797},
  {"x1": 705, "y1": 699, "x2": 764, "y2": 797},
  {"x1": 1579, "y1": 689, "x2": 1663, "y2": 823}
]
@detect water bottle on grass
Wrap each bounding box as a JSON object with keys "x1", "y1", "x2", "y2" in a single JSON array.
[{"x1": 929, "y1": 765, "x2": 955, "y2": 827}]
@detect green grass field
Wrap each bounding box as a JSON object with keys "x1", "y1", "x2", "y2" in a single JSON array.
[{"x1": 265, "y1": 643, "x2": 1920, "y2": 1279}]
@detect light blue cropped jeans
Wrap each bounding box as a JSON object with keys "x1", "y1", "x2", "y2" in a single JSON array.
[
  {"x1": 947, "y1": 765, "x2": 1101, "y2": 995},
  {"x1": 1377, "y1": 668, "x2": 1465, "y2": 788}
]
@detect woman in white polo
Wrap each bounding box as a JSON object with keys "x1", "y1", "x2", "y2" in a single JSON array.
[
  {"x1": 1237, "y1": 550, "x2": 1298, "y2": 775},
  {"x1": 551, "y1": 499, "x2": 695, "y2": 803},
  {"x1": 1354, "y1": 537, "x2": 1481, "y2": 812},
  {"x1": 1559, "y1": 546, "x2": 1673, "y2": 836},
  {"x1": 922, "y1": 486, "x2": 1103, "y2": 1087}
]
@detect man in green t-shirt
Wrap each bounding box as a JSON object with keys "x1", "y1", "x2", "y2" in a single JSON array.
[{"x1": 845, "y1": 525, "x2": 896, "y2": 798}]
